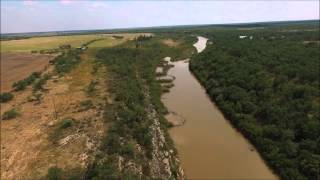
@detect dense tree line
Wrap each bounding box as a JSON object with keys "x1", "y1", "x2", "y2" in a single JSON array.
[{"x1": 190, "y1": 29, "x2": 320, "y2": 180}]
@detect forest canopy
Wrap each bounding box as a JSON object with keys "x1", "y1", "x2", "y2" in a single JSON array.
[{"x1": 190, "y1": 28, "x2": 320, "y2": 180}]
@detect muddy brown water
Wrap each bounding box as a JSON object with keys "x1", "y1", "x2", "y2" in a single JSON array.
[{"x1": 162, "y1": 36, "x2": 278, "y2": 179}]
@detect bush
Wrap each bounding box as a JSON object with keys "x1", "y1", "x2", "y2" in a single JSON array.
[
  {"x1": 59, "y1": 118, "x2": 73, "y2": 129},
  {"x1": 27, "y1": 92, "x2": 42, "y2": 103},
  {"x1": 12, "y1": 80, "x2": 28, "y2": 91},
  {"x1": 86, "y1": 81, "x2": 98, "y2": 96},
  {"x1": 86, "y1": 159, "x2": 119, "y2": 179},
  {"x1": 121, "y1": 142, "x2": 135, "y2": 158},
  {"x1": 0, "y1": 92, "x2": 14, "y2": 103},
  {"x1": 79, "y1": 100, "x2": 93, "y2": 111},
  {"x1": 49, "y1": 118, "x2": 75, "y2": 143},
  {"x1": 33, "y1": 74, "x2": 50, "y2": 91},
  {"x1": 54, "y1": 50, "x2": 80, "y2": 75},
  {"x1": 2, "y1": 108, "x2": 20, "y2": 120},
  {"x1": 13, "y1": 72, "x2": 41, "y2": 91},
  {"x1": 46, "y1": 166, "x2": 63, "y2": 180}
]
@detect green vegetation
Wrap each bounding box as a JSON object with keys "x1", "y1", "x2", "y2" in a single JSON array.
[
  {"x1": 59, "y1": 118, "x2": 74, "y2": 129},
  {"x1": 190, "y1": 28, "x2": 319, "y2": 180},
  {"x1": 86, "y1": 81, "x2": 98, "y2": 96},
  {"x1": 157, "y1": 78, "x2": 173, "y2": 84},
  {"x1": 112, "y1": 35, "x2": 124, "y2": 39},
  {"x1": 87, "y1": 36, "x2": 127, "y2": 48},
  {"x1": 54, "y1": 50, "x2": 81, "y2": 75},
  {"x1": 79, "y1": 99, "x2": 93, "y2": 111},
  {"x1": 49, "y1": 118, "x2": 75, "y2": 143},
  {"x1": 12, "y1": 72, "x2": 41, "y2": 91},
  {"x1": 0, "y1": 92, "x2": 14, "y2": 103},
  {"x1": 158, "y1": 33, "x2": 197, "y2": 60},
  {"x1": 44, "y1": 166, "x2": 82, "y2": 180},
  {"x1": 46, "y1": 166, "x2": 63, "y2": 180},
  {"x1": 0, "y1": 34, "x2": 110, "y2": 52},
  {"x1": 33, "y1": 73, "x2": 51, "y2": 91},
  {"x1": 2, "y1": 108, "x2": 20, "y2": 120},
  {"x1": 86, "y1": 35, "x2": 193, "y2": 179}
]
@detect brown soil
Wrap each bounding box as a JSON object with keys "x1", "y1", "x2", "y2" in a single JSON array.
[
  {"x1": 1, "y1": 53, "x2": 107, "y2": 180},
  {"x1": 0, "y1": 53, "x2": 54, "y2": 92}
]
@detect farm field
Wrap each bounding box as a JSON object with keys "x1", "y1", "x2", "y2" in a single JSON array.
[
  {"x1": 1, "y1": 34, "x2": 104, "y2": 52},
  {"x1": 1, "y1": 33, "x2": 151, "y2": 53},
  {"x1": 0, "y1": 53, "x2": 54, "y2": 92}
]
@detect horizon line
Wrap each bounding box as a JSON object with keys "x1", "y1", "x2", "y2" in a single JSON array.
[{"x1": 1, "y1": 19, "x2": 319, "y2": 36}]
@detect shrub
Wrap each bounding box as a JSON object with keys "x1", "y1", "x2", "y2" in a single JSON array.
[
  {"x1": 49, "y1": 118, "x2": 75, "y2": 143},
  {"x1": 13, "y1": 72, "x2": 41, "y2": 91},
  {"x1": 121, "y1": 142, "x2": 135, "y2": 158},
  {"x1": 63, "y1": 167, "x2": 83, "y2": 180},
  {"x1": 12, "y1": 80, "x2": 28, "y2": 91},
  {"x1": 112, "y1": 35, "x2": 124, "y2": 39},
  {"x1": 86, "y1": 159, "x2": 119, "y2": 179},
  {"x1": 86, "y1": 81, "x2": 98, "y2": 96},
  {"x1": 27, "y1": 92, "x2": 42, "y2": 103},
  {"x1": 0, "y1": 92, "x2": 14, "y2": 103},
  {"x1": 91, "y1": 65, "x2": 99, "y2": 75},
  {"x1": 157, "y1": 78, "x2": 173, "y2": 83},
  {"x1": 2, "y1": 108, "x2": 20, "y2": 120},
  {"x1": 59, "y1": 118, "x2": 73, "y2": 129},
  {"x1": 79, "y1": 100, "x2": 93, "y2": 111},
  {"x1": 54, "y1": 51, "x2": 80, "y2": 75},
  {"x1": 33, "y1": 74, "x2": 50, "y2": 91},
  {"x1": 46, "y1": 166, "x2": 63, "y2": 180}
]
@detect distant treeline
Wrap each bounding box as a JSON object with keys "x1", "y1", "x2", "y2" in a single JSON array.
[
  {"x1": 1, "y1": 20, "x2": 318, "y2": 41},
  {"x1": 190, "y1": 28, "x2": 320, "y2": 180}
]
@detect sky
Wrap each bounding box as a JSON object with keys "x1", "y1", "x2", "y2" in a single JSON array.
[{"x1": 1, "y1": 0, "x2": 319, "y2": 34}]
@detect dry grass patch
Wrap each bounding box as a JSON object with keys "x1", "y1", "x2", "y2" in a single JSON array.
[
  {"x1": 162, "y1": 39, "x2": 180, "y2": 47},
  {"x1": 0, "y1": 52, "x2": 106, "y2": 180}
]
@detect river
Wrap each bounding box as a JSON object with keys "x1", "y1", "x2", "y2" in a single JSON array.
[{"x1": 161, "y1": 36, "x2": 278, "y2": 179}]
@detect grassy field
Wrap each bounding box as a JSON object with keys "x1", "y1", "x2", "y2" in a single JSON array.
[
  {"x1": 87, "y1": 38, "x2": 125, "y2": 48},
  {"x1": 88, "y1": 33, "x2": 152, "y2": 48},
  {"x1": 1, "y1": 34, "x2": 105, "y2": 52},
  {"x1": 0, "y1": 33, "x2": 151, "y2": 53}
]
